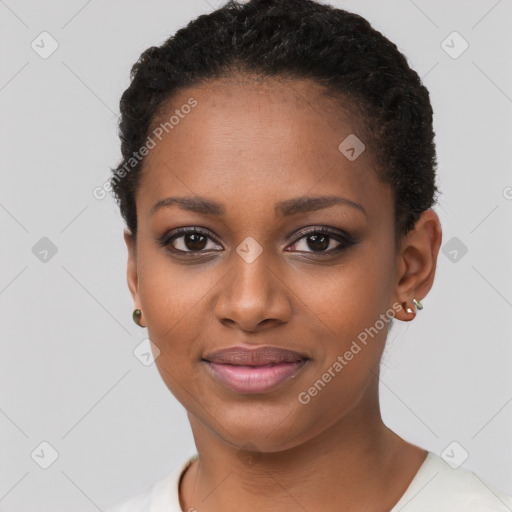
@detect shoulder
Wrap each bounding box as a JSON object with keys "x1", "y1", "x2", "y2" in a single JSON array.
[
  {"x1": 392, "y1": 451, "x2": 512, "y2": 512},
  {"x1": 105, "y1": 453, "x2": 198, "y2": 512}
]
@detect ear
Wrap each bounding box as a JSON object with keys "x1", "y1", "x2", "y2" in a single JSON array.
[
  {"x1": 392, "y1": 208, "x2": 443, "y2": 321},
  {"x1": 124, "y1": 229, "x2": 145, "y2": 326}
]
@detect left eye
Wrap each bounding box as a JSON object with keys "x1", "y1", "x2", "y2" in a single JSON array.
[{"x1": 287, "y1": 229, "x2": 349, "y2": 253}]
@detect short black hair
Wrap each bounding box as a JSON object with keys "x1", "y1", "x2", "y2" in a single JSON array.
[{"x1": 111, "y1": 0, "x2": 439, "y2": 246}]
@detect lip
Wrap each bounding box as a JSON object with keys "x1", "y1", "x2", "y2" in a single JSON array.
[{"x1": 202, "y1": 345, "x2": 310, "y2": 394}]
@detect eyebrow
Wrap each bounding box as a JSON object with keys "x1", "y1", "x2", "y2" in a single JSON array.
[{"x1": 150, "y1": 195, "x2": 367, "y2": 218}]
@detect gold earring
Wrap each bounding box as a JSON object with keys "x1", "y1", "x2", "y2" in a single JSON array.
[{"x1": 132, "y1": 309, "x2": 143, "y2": 327}]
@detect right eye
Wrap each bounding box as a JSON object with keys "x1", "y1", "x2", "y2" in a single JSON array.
[{"x1": 159, "y1": 227, "x2": 223, "y2": 254}]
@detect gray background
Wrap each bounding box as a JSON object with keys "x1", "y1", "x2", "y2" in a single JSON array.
[{"x1": 1, "y1": 0, "x2": 511, "y2": 510}]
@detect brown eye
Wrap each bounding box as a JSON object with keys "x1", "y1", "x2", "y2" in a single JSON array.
[
  {"x1": 181, "y1": 232, "x2": 208, "y2": 251},
  {"x1": 309, "y1": 233, "x2": 331, "y2": 251},
  {"x1": 286, "y1": 227, "x2": 355, "y2": 254},
  {"x1": 160, "y1": 228, "x2": 222, "y2": 253}
]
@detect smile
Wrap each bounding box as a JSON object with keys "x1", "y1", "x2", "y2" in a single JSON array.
[{"x1": 204, "y1": 360, "x2": 309, "y2": 394}]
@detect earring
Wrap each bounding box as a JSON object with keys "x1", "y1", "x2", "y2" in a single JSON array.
[
  {"x1": 402, "y1": 298, "x2": 423, "y2": 319},
  {"x1": 132, "y1": 309, "x2": 143, "y2": 327},
  {"x1": 413, "y1": 298, "x2": 423, "y2": 310}
]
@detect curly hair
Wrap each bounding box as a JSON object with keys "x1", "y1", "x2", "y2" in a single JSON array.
[{"x1": 110, "y1": 0, "x2": 439, "y2": 246}]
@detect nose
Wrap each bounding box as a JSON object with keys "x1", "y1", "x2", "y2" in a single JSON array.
[{"x1": 214, "y1": 250, "x2": 292, "y2": 332}]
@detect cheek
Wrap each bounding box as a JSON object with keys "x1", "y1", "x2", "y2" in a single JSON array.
[
  {"x1": 298, "y1": 250, "x2": 392, "y2": 333},
  {"x1": 138, "y1": 242, "x2": 207, "y2": 311},
  {"x1": 291, "y1": 268, "x2": 391, "y2": 433},
  {"x1": 136, "y1": 250, "x2": 210, "y2": 360},
  {"x1": 294, "y1": 242, "x2": 394, "y2": 377},
  {"x1": 137, "y1": 256, "x2": 209, "y2": 407}
]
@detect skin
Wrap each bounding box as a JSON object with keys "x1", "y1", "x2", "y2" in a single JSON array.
[{"x1": 124, "y1": 75, "x2": 443, "y2": 512}]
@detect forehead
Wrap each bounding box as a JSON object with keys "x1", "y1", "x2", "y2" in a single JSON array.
[
  {"x1": 150, "y1": 75, "x2": 368, "y2": 163},
  {"x1": 138, "y1": 75, "x2": 391, "y2": 224}
]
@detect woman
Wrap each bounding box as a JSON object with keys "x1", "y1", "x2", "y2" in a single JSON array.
[{"x1": 106, "y1": 0, "x2": 512, "y2": 510}]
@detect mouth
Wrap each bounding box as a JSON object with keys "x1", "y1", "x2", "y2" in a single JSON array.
[{"x1": 202, "y1": 345, "x2": 310, "y2": 394}]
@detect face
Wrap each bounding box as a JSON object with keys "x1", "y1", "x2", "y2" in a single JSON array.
[{"x1": 125, "y1": 76, "x2": 428, "y2": 452}]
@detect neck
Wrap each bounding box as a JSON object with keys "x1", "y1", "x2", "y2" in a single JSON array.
[{"x1": 179, "y1": 380, "x2": 427, "y2": 512}]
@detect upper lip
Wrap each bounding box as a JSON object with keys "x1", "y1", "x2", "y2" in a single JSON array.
[{"x1": 203, "y1": 345, "x2": 309, "y2": 366}]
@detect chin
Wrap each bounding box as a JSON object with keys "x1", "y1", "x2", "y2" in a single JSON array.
[{"x1": 203, "y1": 400, "x2": 317, "y2": 452}]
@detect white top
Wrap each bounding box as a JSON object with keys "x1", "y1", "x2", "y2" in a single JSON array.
[{"x1": 106, "y1": 451, "x2": 512, "y2": 511}]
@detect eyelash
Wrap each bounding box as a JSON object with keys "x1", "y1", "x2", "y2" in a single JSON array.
[{"x1": 158, "y1": 226, "x2": 356, "y2": 257}]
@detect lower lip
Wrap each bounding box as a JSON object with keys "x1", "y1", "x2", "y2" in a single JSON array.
[{"x1": 205, "y1": 360, "x2": 308, "y2": 394}]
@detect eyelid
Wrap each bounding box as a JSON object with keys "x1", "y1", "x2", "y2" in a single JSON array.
[
  {"x1": 159, "y1": 225, "x2": 356, "y2": 255},
  {"x1": 285, "y1": 226, "x2": 356, "y2": 252},
  {"x1": 158, "y1": 226, "x2": 222, "y2": 249},
  {"x1": 287, "y1": 225, "x2": 354, "y2": 243}
]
